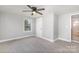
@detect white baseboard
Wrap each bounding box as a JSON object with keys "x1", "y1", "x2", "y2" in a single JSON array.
[
  {"x1": 39, "y1": 37, "x2": 71, "y2": 43},
  {"x1": 40, "y1": 37, "x2": 54, "y2": 43},
  {"x1": 72, "y1": 40, "x2": 79, "y2": 43},
  {"x1": 54, "y1": 38, "x2": 59, "y2": 42},
  {"x1": 0, "y1": 35, "x2": 71, "y2": 43},
  {"x1": 0, "y1": 35, "x2": 33, "y2": 43},
  {"x1": 57, "y1": 37, "x2": 71, "y2": 42}
]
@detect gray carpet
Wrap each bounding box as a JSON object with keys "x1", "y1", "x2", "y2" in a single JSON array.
[{"x1": 0, "y1": 36, "x2": 79, "y2": 53}]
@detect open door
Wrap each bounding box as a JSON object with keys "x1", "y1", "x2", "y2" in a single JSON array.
[{"x1": 71, "y1": 15, "x2": 79, "y2": 42}]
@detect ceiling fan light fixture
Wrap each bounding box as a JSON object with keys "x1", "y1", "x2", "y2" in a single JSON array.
[
  {"x1": 22, "y1": 5, "x2": 45, "y2": 15},
  {"x1": 32, "y1": 11, "x2": 36, "y2": 15}
]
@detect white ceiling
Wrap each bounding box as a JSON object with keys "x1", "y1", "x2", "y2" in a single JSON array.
[{"x1": 0, "y1": 5, "x2": 79, "y2": 17}]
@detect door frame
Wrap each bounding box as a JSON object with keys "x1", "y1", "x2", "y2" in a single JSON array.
[{"x1": 71, "y1": 15, "x2": 74, "y2": 42}]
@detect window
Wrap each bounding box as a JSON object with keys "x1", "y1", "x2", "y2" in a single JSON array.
[{"x1": 24, "y1": 19, "x2": 31, "y2": 31}]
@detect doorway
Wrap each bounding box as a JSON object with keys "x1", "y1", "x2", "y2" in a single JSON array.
[{"x1": 71, "y1": 15, "x2": 79, "y2": 42}]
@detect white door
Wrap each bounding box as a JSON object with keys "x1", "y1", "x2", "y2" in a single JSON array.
[{"x1": 36, "y1": 17, "x2": 43, "y2": 37}]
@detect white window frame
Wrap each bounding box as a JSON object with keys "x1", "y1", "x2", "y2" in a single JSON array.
[{"x1": 23, "y1": 18, "x2": 32, "y2": 32}]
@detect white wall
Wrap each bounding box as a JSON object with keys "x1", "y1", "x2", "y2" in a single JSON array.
[
  {"x1": 36, "y1": 17, "x2": 43, "y2": 37},
  {"x1": 40, "y1": 11, "x2": 79, "y2": 42},
  {"x1": 0, "y1": 12, "x2": 36, "y2": 40},
  {"x1": 42, "y1": 13, "x2": 54, "y2": 41},
  {"x1": 58, "y1": 12, "x2": 79, "y2": 42},
  {"x1": 53, "y1": 14, "x2": 58, "y2": 40},
  {"x1": 58, "y1": 14, "x2": 71, "y2": 42}
]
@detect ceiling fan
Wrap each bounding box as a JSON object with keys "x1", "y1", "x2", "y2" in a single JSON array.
[{"x1": 22, "y1": 5, "x2": 45, "y2": 15}]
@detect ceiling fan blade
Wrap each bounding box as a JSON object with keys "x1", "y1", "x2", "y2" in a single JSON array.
[
  {"x1": 37, "y1": 8, "x2": 45, "y2": 11},
  {"x1": 36, "y1": 11, "x2": 43, "y2": 15},
  {"x1": 27, "y1": 5, "x2": 32, "y2": 9},
  {"x1": 22, "y1": 10, "x2": 32, "y2": 12}
]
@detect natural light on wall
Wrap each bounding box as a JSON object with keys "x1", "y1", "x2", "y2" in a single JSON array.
[{"x1": 73, "y1": 20, "x2": 79, "y2": 27}]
